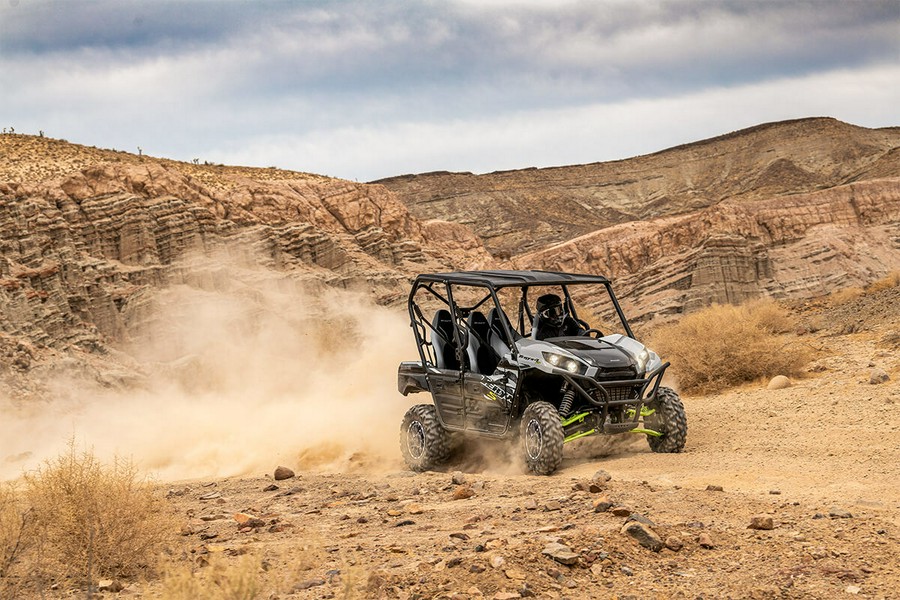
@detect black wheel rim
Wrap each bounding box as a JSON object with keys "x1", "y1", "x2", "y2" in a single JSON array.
[
  {"x1": 525, "y1": 418, "x2": 543, "y2": 460},
  {"x1": 407, "y1": 421, "x2": 426, "y2": 460}
]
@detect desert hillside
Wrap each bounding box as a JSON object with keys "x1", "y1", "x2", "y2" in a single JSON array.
[{"x1": 380, "y1": 118, "x2": 900, "y2": 320}]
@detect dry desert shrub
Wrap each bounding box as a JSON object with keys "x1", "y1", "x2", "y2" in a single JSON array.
[
  {"x1": 0, "y1": 483, "x2": 33, "y2": 597},
  {"x1": 23, "y1": 441, "x2": 177, "y2": 587},
  {"x1": 866, "y1": 270, "x2": 900, "y2": 293},
  {"x1": 160, "y1": 554, "x2": 261, "y2": 600},
  {"x1": 828, "y1": 286, "x2": 864, "y2": 306},
  {"x1": 651, "y1": 300, "x2": 810, "y2": 393}
]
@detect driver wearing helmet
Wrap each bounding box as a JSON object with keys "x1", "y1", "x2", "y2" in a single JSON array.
[{"x1": 534, "y1": 293, "x2": 585, "y2": 340}]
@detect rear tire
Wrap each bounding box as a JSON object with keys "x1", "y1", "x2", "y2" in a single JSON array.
[
  {"x1": 520, "y1": 401, "x2": 564, "y2": 475},
  {"x1": 644, "y1": 387, "x2": 687, "y2": 453},
  {"x1": 400, "y1": 404, "x2": 451, "y2": 471}
]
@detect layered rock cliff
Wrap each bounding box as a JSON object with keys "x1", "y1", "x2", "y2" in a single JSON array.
[
  {"x1": 0, "y1": 137, "x2": 490, "y2": 373},
  {"x1": 378, "y1": 118, "x2": 900, "y2": 321},
  {"x1": 377, "y1": 118, "x2": 900, "y2": 258},
  {"x1": 513, "y1": 178, "x2": 900, "y2": 322}
]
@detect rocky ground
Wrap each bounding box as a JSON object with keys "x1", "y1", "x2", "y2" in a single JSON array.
[{"x1": 140, "y1": 304, "x2": 900, "y2": 600}]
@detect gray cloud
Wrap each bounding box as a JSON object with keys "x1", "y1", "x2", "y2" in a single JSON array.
[{"x1": 1, "y1": 0, "x2": 898, "y2": 180}]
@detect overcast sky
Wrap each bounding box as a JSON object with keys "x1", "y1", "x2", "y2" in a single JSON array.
[{"x1": 1, "y1": 0, "x2": 898, "y2": 181}]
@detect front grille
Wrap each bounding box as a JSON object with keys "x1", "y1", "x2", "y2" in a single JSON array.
[{"x1": 601, "y1": 385, "x2": 639, "y2": 402}]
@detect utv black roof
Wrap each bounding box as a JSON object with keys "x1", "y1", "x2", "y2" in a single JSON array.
[{"x1": 413, "y1": 270, "x2": 610, "y2": 289}]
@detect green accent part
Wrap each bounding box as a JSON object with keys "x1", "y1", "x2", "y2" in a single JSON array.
[
  {"x1": 629, "y1": 428, "x2": 662, "y2": 437},
  {"x1": 625, "y1": 406, "x2": 657, "y2": 419},
  {"x1": 564, "y1": 429, "x2": 596, "y2": 443},
  {"x1": 560, "y1": 411, "x2": 591, "y2": 428}
]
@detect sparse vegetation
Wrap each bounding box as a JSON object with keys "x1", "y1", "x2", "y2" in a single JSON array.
[
  {"x1": 866, "y1": 270, "x2": 900, "y2": 293},
  {"x1": 0, "y1": 483, "x2": 33, "y2": 598},
  {"x1": 161, "y1": 554, "x2": 261, "y2": 600},
  {"x1": 651, "y1": 299, "x2": 810, "y2": 393},
  {"x1": 19, "y1": 441, "x2": 177, "y2": 590}
]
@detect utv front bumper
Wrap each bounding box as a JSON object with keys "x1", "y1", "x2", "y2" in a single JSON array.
[{"x1": 559, "y1": 362, "x2": 670, "y2": 436}]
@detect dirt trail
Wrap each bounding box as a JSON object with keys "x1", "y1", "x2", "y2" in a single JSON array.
[{"x1": 152, "y1": 326, "x2": 900, "y2": 600}]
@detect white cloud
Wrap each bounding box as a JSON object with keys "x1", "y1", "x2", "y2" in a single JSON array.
[
  {"x1": 1, "y1": 1, "x2": 897, "y2": 179},
  {"x1": 208, "y1": 63, "x2": 900, "y2": 181}
]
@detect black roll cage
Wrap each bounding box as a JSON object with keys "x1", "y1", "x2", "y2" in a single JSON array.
[{"x1": 406, "y1": 270, "x2": 636, "y2": 372}]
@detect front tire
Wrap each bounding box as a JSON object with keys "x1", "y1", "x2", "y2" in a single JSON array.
[
  {"x1": 400, "y1": 404, "x2": 450, "y2": 471},
  {"x1": 644, "y1": 387, "x2": 687, "y2": 453},
  {"x1": 520, "y1": 401, "x2": 564, "y2": 475}
]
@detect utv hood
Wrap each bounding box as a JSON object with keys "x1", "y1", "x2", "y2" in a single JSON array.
[{"x1": 551, "y1": 337, "x2": 638, "y2": 378}]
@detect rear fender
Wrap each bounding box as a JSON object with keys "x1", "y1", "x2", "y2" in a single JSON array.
[{"x1": 398, "y1": 361, "x2": 429, "y2": 395}]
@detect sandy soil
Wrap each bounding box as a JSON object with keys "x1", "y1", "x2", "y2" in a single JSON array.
[{"x1": 147, "y1": 324, "x2": 900, "y2": 600}]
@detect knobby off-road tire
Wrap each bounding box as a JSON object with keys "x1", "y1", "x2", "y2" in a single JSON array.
[
  {"x1": 645, "y1": 387, "x2": 688, "y2": 453},
  {"x1": 520, "y1": 401, "x2": 564, "y2": 475},
  {"x1": 400, "y1": 404, "x2": 451, "y2": 472}
]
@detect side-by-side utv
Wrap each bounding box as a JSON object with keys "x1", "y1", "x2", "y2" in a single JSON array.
[{"x1": 397, "y1": 270, "x2": 687, "y2": 475}]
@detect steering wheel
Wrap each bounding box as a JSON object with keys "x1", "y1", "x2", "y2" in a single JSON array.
[{"x1": 582, "y1": 328, "x2": 604, "y2": 338}]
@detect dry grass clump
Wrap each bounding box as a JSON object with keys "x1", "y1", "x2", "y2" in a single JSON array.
[
  {"x1": 828, "y1": 286, "x2": 864, "y2": 306},
  {"x1": 0, "y1": 483, "x2": 33, "y2": 598},
  {"x1": 652, "y1": 299, "x2": 810, "y2": 393},
  {"x1": 17, "y1": 442, "x2": 177, "y2": 590},
  {"x1": 866, "y1": 270, "x2": 900, "y2": 293},
  {"x1": 161, "y1": 554, "x2": 261, "y2": 600},
  {"x1": 827, "y1": 272, "x2": 900, "y2": 307}
]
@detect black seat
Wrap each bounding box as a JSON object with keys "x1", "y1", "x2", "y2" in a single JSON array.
[
  {"x1": 488, "y1": 308, "x2": 513, "y2": 359},
  {"x1": 432, "y1": 309, "x2": 459, "y2": 370},
  {"x1": 466, "y1": 311, "x2": 498, "y2": 375}
]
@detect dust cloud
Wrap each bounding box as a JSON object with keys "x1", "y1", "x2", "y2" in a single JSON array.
[{"x1": 0, "y1": 251, "x2": 422, "y2": 481}]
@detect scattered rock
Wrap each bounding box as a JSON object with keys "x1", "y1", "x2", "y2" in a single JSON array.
[
  {"x1": 394, "y1": 519, "x2": 415, "y2": 527},
  {"x1": 233, "y1": 513, "x2": 265, "y2": 528},
  {"x1": 769, "y1": 489, "x2": 781, "y2": 495},
  {"x1": 451, "y1": 471, "x2": 468, "y2": 485},
  {"x1": 524, "y1": 498, "x2": 538, "y2": 510},
  {"x1": 621, "y1": 521, "x2": 663, "y2": 552},
  {"x1": 453, "y1": 485, "x2": 476, "y2": 500},
  {"x1": 698, "y1": 532, "x2": 715, "y2": 549},
  {"x1": 492, "y1": 592, "x2": 521, "y2": 600},
  {"x1": 505, "y1": 568, "x2": 527, "y2": 580},
  {"x1": 829, "y1": 507, "x2": 853, "y2": 519},
  {"x1": 198, "y1": 491, "x2": 221, "y2": 501},
  {"x1": 542, "y1": 542, "x2": 580, "y2": 565},
  {"x1": 490, "y1": 555, "x2": 507, "y2": 569},
  {"x1": 845, "y1": 585, "x2": 861, "y2": 595},
  {"x1": 199, "y1": 513, "x2": 227, "y2": 522},
  {"x1": 543, "y1": 500, "x2": 562, "y2": 512},
  {"x1": 869, "y1": 368, "x2": 890, "y2": 384},
  {"x1": 706, "y1": 485, "x2": 724, "y2": 492},
  {"x1": 592, "y1": 496, "x2": 613, "y2": 512},
  {"x1": 449, "y1": 532, "x2": 470, "y2": 541},
  {"x1": 470, "y1": 564, "x2": 486, "y2": 573},
  {"x1": 573, "y1": 481, "x2": 604, "y2": 493},
  {"x1": 626, "y1": 513, "x2": 656, "y2": 527},
  {"x1": 275, "y1": 486, "x2": 304, "y2": 497},
  {"x1": 767, "y1": 375, "x2": 792, "y2": 390},
  {"x1": 610, "y1": 506, "x2": 632, "y2": 517},
  {"x1": 97, "y1": 579, "x2": 124, "y2": 592},
  {"x1": 620, "y1": 565, "x2": 634, "y2": 576},
  {"x1": 664, "y1": 536, "x2": 684, "y2": 551},
  {"x1": 273, "y1": 466, "x2": 295, "y2": 481},
  {"x1": 292, "y1": 578, "x2": 326, "y2": 591},
  {"x1": 592, "y1": 470, "x2": 612, "y2": 483},
  {"x1": 749, "y1": 515, "x2": 775, "y2": 530},
  {"x1": 406, "y1": 502, "x2": 424, "y2": 515},
  {"x1": 262, "y1": 484, "x2": 279, "y2": 492}
]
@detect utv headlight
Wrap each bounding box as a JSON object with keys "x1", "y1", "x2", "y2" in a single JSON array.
[
  {"x1": 635, "y1": 349, "x2": 650, "y2": 374},
  {"x1": 542, "y1": 352, "x2": 586, "y2": 375}
]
